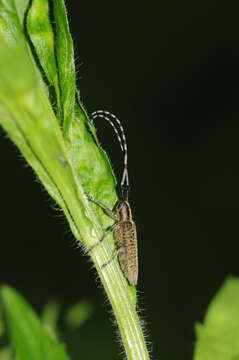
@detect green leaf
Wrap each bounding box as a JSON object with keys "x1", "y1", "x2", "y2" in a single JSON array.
[
  {"x1": 0, "y1": 37, "x2": 80, "y2": 241},
  {"x1": 0, "y1": 2, "x2": 79, "y2": 237},
  {"x1": 0, "y1": 0, "x2": 27, "y2": 43},
  {"x1": 71, "y1": 106, "x2": 118, "y2": 231},
  {"x1": 194, "y1": 276, "x2": 239, "y2": 360},
  {"x1": 27, "y1": 0, "x2": 62, "y2": 119},
  {"x1": 0, "y1": 285, "x2": 70, "y2": 360},
  {"x1": 0, "y1": 0, "x2": 49, "y2": 95},
  {"x1": 12, "y1": 0, "x2": 29, "y2": 26},
  {"x1": 53, "y1": 0, "x2": 76, "y2": 138}
]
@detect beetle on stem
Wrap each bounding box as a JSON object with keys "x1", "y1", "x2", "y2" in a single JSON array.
[{"x1": 87, "y1": 111, "x2": 138, "y2": 286}]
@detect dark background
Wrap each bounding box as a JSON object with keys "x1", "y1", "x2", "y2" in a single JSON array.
[{"x1": 1, "y1": 0, "x2": 239, "y2": 359}]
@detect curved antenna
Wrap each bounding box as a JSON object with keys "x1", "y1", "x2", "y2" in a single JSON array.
[
  {"x1": 90, "y1": 110, "x2": 129, "y2": 190},
  {"x1": 91, "y1": 112, "x2": 124, "y2": 152}
]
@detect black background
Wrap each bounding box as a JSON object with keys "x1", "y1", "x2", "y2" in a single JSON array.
[{"x1": 1, "y1": 0, "x2": 239, "y2": 359}]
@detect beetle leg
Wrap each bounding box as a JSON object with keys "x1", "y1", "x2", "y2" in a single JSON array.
[
  {"x1": 86, "y1": 193, "x2": 118, "y2": 220},
  {"x1": 88, "y1": 223, "x2": 118, "y2": 252},
  {"x1": 101, "y1": 247, "x2": 121, "y2": 269}
]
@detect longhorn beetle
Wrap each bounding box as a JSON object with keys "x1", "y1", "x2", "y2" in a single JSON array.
[{"x1": 87, "y1": 110, "x2": 138, "y2": 286}]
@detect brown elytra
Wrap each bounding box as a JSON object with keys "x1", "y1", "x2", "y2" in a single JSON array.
[{"x1": 87, "y1": 195, "x2": 138, "y2": 286}]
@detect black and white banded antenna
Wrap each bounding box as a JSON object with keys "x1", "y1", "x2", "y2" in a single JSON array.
[{"x1": 90, "y1": 110, "x2": 129, "y2": 200}]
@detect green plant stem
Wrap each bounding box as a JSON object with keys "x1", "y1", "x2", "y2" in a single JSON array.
[
  {"x1": 0, "y1": 84, "x2": 149, "y2": 360},
  {"x1": 0, "y1": 6, "x2": 150, "y2": 357}
]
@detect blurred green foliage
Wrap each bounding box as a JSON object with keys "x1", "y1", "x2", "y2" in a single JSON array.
[
  {"x1": 194, "y1": 277, "x2": 239, "y2": 360},
  {"x1": 65, "y1": 300, "x2": 94, "y2": 330},
  {"x1": 0, "y1": 285, "x2": 70, "y2": 360}
]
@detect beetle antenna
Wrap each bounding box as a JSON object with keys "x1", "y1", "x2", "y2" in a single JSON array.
[{"x1": 91, "y1": 110, "x2": 129, "y2": 192}]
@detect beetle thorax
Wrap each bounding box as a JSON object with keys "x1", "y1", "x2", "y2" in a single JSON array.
[{"x1": 115, "y1": 201, "x2": 132, "y2": 222}]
